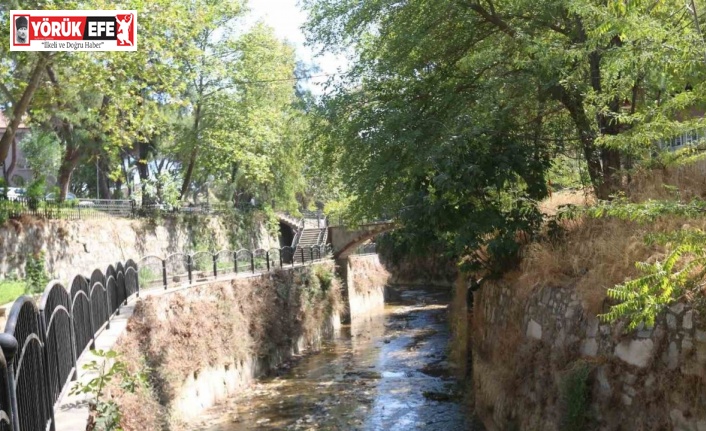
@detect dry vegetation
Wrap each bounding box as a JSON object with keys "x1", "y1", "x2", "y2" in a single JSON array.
[
  {"x1": 350, "y1": 255, "x2": 391, "y2": 294},
  {"x1": 538, "y1": 188, "x2": 595, "y2": 216},
  {"x1": 627, "y1": 156, "x2": 706, "y2": 202},
  {"x1": 109, "y1": 264, "x2": 343, "y2": 431},
  {"x1": 456, "y1": 157, "x2": 706, "y2": 430},
  {"x1": 510, "y1": 157, "x2": 706, "y2": 315}
]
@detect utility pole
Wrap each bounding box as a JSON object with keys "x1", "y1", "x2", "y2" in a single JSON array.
[{"x1": 96, "y1": 157, "x2": 99, "y2": 199}]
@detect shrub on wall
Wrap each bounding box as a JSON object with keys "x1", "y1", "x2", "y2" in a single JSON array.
[
  {"x1": 560, "y1": 361, "x2": 592, "y2": 431},
  {"x1": 25, "y1": 251, "x2": 49, "y2": 294}
]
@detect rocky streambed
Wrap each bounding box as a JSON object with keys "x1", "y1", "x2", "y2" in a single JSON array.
[{"x1": 190, "y1": 287, "x2": 483, "y2": 431}]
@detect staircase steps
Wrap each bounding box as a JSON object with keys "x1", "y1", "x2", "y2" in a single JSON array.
[{"x1": 293, "y1": 228, "x2": 327, "y2": 263}]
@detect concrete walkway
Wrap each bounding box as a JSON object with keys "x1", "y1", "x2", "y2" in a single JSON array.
[{"x1": 53, "y1": 261, "x2": 333, "y2": 431}]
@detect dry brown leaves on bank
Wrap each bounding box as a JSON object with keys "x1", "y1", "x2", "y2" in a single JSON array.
[{"x1": 110, "y1": 265, "x2": 342, "y2": 430}]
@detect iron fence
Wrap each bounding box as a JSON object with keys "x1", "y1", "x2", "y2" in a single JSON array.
[
  {"x1": 0, "y1": 260, "x2": 139, "y2": 431},
  {"x1": 0, "y1": 198, "x2": 258, "y2": 221},
  {"x1": 354, "y1": 243, "x2": 377, "y2": 255},
  {"x1": 0, "y1": 243, "x2": 333, "y2": 431},
  {"x1": 136, "y1": 244, "x2": 334, "y2": 291}
]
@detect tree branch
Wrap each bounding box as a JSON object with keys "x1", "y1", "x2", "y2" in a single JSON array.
[
  {"x1": 0, "y1": 82, "x2": 15, "y2": 106},
  {"x1": 463, "y1": 1, "x2": 516, "y2": 38}
]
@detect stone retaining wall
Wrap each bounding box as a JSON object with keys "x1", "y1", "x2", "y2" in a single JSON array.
[
  {"x1": 0, "y1": 216, "x2": 275, "y2": 282},
  {"x1": 468, "y1": 280, "x2": 706, "y2": 431}
]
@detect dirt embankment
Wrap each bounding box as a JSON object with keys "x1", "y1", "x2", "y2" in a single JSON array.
[{"x1": 108, "y1": 264, "x2": 343, "y2": 430}]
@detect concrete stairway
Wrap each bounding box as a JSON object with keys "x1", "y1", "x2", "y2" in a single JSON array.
[{"x1": 293, "y1": 227, "x2": 326, "y2": 263}]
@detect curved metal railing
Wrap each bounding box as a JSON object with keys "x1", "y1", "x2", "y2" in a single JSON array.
[{"x1": 0, "y1": 242, "x2": 334, "y2": 431}]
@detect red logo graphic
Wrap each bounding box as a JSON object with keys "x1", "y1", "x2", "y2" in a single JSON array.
[{"x1": 115, "y1": 14, "x2": 134, "y2": 46}]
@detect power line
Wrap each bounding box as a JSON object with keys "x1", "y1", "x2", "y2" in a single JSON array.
[{"x1": 234, "y1": 73, "x2": 336, "y2": 85}]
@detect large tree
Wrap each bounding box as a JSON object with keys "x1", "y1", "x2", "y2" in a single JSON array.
[
  {"x1": 196, "y1": 23, "x2": 307, "y2": 212},
  {"x1": 303, "y1": 0, "x2": 706, "y2": 269}
]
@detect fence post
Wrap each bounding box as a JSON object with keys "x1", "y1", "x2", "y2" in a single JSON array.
[
  {"x1": 187, "y1": 255, "x2": 193, "y2": 285},
  {"x1": 310, "y1": 247, "x2": 314, "y2": 264},
  {"x1": 0, "y1": 334, "x2": 19, "y2": 431},
  {"x1": 250, "y1": 253, "x2": 255, "y2": 274},
  {"x1": 213, "y1": 254, "x2": 218, "y2": 279},
  {"x1": 234, "y1": 251, "x2": 238, "y2": 274},
  {"x1": 300, "y1": 247, "x2": 304, "y2": 265},
  {"x1": 88, "y1": 281, "x2": 97, "y2": 349},
  {"x1": 266, "y1": 252, "x2": 270, "y2": 272},
  {"x1": 105, "y1": 288, "x2": 111, "y2": 330},
  {"x1": 38, "y1": 310, "x2": 58, "y2": 431},
  {"x1": 162, "y1": 259, "x2": 168, "y2": 290}
]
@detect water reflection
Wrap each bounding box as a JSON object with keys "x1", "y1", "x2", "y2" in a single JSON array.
[{"x1": 194, "y1": 288, "x2": 474, "y2": 431}]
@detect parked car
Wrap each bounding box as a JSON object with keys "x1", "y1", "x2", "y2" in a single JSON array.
[
  {"x1": 45, "y1": 192, "x2": 77, "y2": 201},
  {"x1": 45, "y1": 192, "x2": 96, "y2": 207},
  {"x1": 6, "y1": 188, "x2": 25, "y2": 200}
]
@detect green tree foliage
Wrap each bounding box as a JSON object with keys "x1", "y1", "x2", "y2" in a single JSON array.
[
  {"x1": 303, "y1": 0, "x2": 706, "y2": 271},
  {"x1": 196, "y1": 23, "x2": 307, "y2": 212},
  {"x1": 19, "y1": 130, "x2": 62, "y2": 181},
  {"x1": 601, "y1": 229, "x2": 706, "y2": 331},
  {"x1": 556, "y1": 198, "x2": 706, "y2": 330},
  {"x1": 1, "y1": 1, "x2": 311, "y2": 214}
]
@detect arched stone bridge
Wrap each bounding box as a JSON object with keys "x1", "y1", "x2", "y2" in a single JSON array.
[{"x1": 330, "y1": 222, "x2": 396, "y2": 259}]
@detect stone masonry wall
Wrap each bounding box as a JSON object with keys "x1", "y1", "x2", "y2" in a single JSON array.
[
  {"x1": 470, "y1": 281, "x2": 706, "y2": 431},
  {"x1": 0, "y1": 217, "x2": 276, "y2": 283}
]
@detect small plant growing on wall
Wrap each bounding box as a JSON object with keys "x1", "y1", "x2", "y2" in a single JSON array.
[
  {"x1": 560, "y1": 361, "x2": 592, "y2": 431},
  {"x1": 25, "y1": 251, "x2": 48, "y2": 294},
  {"x1": 70, "y1": 349, "x2": 147, "y2": 431}
]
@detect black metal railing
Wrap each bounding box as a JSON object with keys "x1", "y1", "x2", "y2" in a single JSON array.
[
  {"x1": 135, "y1": 244, "x2": 334, "y2": 291},
  {"x1": 0, "y1": 243, "x2": 332, "y2": 431},
  {"x1": 0, "y1": 198, "x2": 257, "y2": 221},
  {"x1": 328, "y1": 214, "x2": 393, "y2": 228},
  {"x1": 353, "y1": 243, "x2": 377, "y2": 255},
  {"x1": 0, "y1": 259, "x2": 140, "y2": 431}
]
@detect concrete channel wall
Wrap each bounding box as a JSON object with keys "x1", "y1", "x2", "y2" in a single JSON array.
[
  {"x1": 55, "y1": 253, "x2": 392, "y2": 431},
  {"x1": 337, "y1": 254, "x2": 389, "y2": 322}
]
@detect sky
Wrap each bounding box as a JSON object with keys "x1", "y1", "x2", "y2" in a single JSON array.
[{"x1": 244, "y1": 0, "x2": 347, "y2": 95}]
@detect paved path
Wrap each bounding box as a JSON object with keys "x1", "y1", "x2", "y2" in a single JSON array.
[{"x1": 54, "y1": 261, "x2": 333, "y2": 431}]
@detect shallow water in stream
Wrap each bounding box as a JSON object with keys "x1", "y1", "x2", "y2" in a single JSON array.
[{"x1": 192, "y1": 288, "x2": 483, "y2": 431}]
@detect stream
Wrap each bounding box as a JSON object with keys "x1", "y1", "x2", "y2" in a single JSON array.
[{"x1": 192, "y1": 287, "x2": 482, "y2": 431}]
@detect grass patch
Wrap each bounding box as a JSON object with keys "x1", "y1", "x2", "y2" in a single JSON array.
[
  {"x1": 560, "y1": 361, "x2": 592, "y2": 431},
  {"x1": 0, "y1": 281, "x2": 25, "y2": 305}
]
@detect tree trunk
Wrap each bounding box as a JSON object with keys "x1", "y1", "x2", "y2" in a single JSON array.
[
  {"x1": 58, "y1": 154, "x2": 80, "y2": 201},
  {"x1": 57, "y1": 130, "x2": 81, "y2": 201},
  {"x1": 136, "y1": 141, "x2": 153, "y2": 207},
  {"x1": 0, "y1": 54, "x2": 49, "y2": 167},
  {"x1": 551, "y1": 86, "x2": 608, "y2": 198},
  {"x1": 98, "y1": 157, "x2": 111, "y2": 200},
  {"x1": 120, "y1": 152, "x2": 132, "y2": 197},
  {"x1": 180, "y1": 103, "x2": 201, "y2": 200},
  {"x1": 6, "y1": 138, "x2": 17, "y2": 184},
  {"x1": 114, "y1": 179, "x2": 123, "y2": 199},
  {"x1": 597, "y1": 148, "x2": 622, "y2": 199}
]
